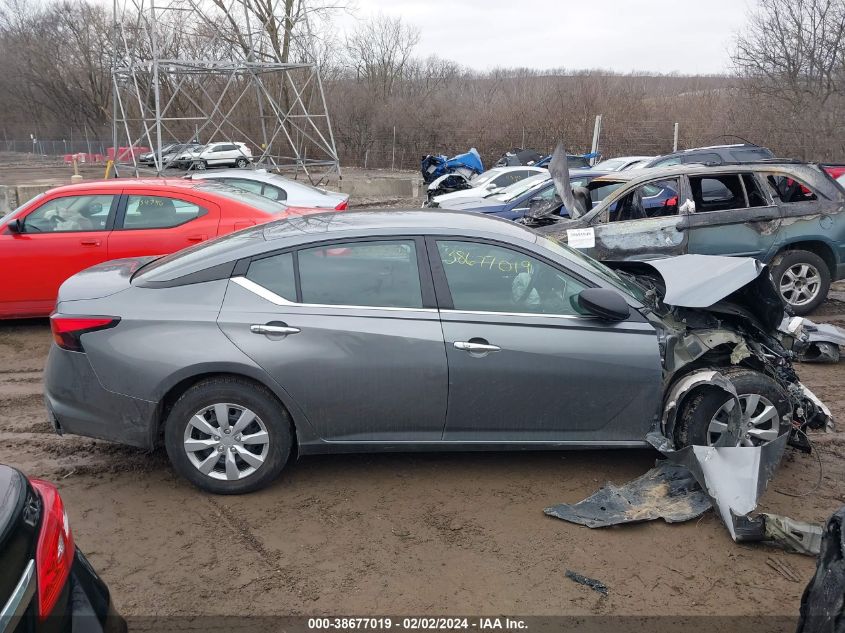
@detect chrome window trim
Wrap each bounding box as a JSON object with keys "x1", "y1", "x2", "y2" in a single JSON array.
[
  {"x1": 0, "y1": 559, "x2": 36, "y2": 633},
  {"x1": 231, "y1": 276, "x2": 437, "y2": 313}
]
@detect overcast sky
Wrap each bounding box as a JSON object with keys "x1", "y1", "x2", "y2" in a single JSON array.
[{"x1": 338, "y1": 0, "x2": 755, "y2": 75}]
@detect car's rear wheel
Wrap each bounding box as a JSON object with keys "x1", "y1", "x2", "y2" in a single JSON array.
[
  {"x1": 235, "y1": 157, "x2": 248, "y2": 168},
  {"x1": 771, "y1": 250, "x2": 830, "y2": 315},
  {"x1": 673, "y1": 367, "x2": 792, "y2": 447},
  {"x1": 164, "y1": 377, "x2": 292, "y2": 494}
]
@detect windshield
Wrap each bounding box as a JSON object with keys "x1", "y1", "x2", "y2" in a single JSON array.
[
  {"x1": 194, "y1": 180, "x2": 288, "y2": 214},
  {"x1": 536, "y1": 234, "x2": 648, "y2": 303},
  {"x1": 0, "y1": 193, "x2": 45, "y2": 227},
  {"x1": 593, "y1": 158, "x2": 628, "y2": 171},
  {"x1": 496, "y1": 173, "x2": 550, "y2": 201},
  {"x1": 468, "y1": 170, "x2": 501, "y2": 187}
]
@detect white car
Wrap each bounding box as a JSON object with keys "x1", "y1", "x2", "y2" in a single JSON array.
[
  {"x1": 427, "y1": 166, "x2": 545, "y2": 207},
  {"x1": 189, "y1": 169, "x2": 349, "y2": 210},
  {"x1": 175, "y1": 142, "x2": 252, "y2": 170},
  {"x1": 592, "y1": 156, "x2": 653, "y2": 171}
]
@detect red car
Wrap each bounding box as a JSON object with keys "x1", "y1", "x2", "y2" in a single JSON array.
[{"x1": 0, "y1": 178, "x2": 334, "y2": 319}]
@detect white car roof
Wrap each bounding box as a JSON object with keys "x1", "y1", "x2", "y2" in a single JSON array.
[{"x1": 191, "y1": 169, "x2": 345, "y2": 199}]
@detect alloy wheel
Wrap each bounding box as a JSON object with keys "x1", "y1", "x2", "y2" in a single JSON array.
[
  {"x1": 779, "y1": 263, "x2": 822, "y2": 307},
  {"x1": 182, "y1": 403, "x2": 270, "y2": 481},
  {"x1": 707, "y1": 394, "x2": 780, "y2": 446}
]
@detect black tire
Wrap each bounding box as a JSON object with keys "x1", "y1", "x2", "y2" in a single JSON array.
[
  {"x1": 771, "y1": 249, "x2": 831, "y2": 315},
  {"x1": 673, "y1": 367, "x2": 792, "y2": 447},
  {"x1": 193, "y1": 160, "x2": 207, "y2": 171},
  {"x1": 164, "y1": 376, "x2": 292, "y2": 494},
  {"x1": 235, "y1": 157, "x2": 248, "y2": 168}
]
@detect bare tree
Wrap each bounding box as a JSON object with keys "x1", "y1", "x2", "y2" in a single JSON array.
[
  {"x1": 345, "y1": 14, "x2": 420, "y2": 99},
  {"x1": 732, "y1": 0, "x2": 845, "y2": 158}
]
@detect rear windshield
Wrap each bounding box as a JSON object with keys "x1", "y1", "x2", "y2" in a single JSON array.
[
  {"x1": 193, "y1": 180, "x2": 288, "y2": 214},
  {"x1": 134, "y1": 226, "x2": 266, "y2": 281},
  {"x1": 269, "y1": 173, "x2": 331, "y2": 196}
]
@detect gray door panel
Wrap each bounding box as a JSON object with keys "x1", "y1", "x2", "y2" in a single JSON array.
[
  {"x1": 440, "y1": 312, "x2": 662, "y2": 443},
  {"x1": 682, "y1": 206, "x2": 780, "y2": 258},
  {"x1": 218, "y1": 282, "x2": 448, "y2": 441}
]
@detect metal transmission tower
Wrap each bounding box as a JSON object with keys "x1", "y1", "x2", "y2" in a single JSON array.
[{"x1": 111, "y1": 0, "x2": 340, "y2": 183}]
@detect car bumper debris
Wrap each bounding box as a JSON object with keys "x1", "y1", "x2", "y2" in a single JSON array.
[{"x1": 547, "y1": 366, "x2": 831, "y2": 555}]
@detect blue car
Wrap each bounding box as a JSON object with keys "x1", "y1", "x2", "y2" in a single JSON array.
[{"x1": 435, "y1": 170, "x2": 612, "y2": 220}]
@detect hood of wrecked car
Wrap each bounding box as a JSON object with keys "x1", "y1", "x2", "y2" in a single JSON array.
[
  {"x1": 638, "y1": 254, "x2": 768, "y2": 308},
  {"x1": 609, "y1": 253, "x2": 785, "y2": 332}
]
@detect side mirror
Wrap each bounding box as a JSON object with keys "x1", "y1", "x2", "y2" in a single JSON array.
[
  {"x1": 6, "y1": 218, "x2": 22, "y2": 233},
  {"x1": 486, "y1": 182, "x2": 497, "y2": 189},
  {"x1": 575, "y1": 288, "x2": 630, "y2": 321}
]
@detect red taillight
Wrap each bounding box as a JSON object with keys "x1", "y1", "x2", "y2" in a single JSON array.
[
  {"x1": 50, "y1": 315, "x2": 120, "y2": 352},
  {"x1": 30, "y1": 479, "x2": 74, "y2": 620},
  {"x1": 335, "y1": 199, "x2": 348, "y2": 211}
]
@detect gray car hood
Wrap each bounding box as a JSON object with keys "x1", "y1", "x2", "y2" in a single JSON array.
[{"x1": 642, "y1": 254, "x2": 767, "y2": 308}]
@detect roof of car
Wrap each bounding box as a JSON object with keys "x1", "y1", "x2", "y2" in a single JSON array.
[
  {"x1": 587, "y1": 161, "x2": 821, "y2": 186},
  {"x1": 43, "y1": 178, "x2": 204, "y2": 195},
  {"x1": 262, "y1": 209, "x2": 536, "y2": 242}
]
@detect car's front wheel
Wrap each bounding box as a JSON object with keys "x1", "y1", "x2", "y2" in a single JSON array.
[
  {"x1": 164, "y1": 377, "x2": 292, "y2": 494},
  {"x1": 235, "y1": 157, "x2": 248, "y2": 168},
  {"x1": 192, "y1": 160, "x2": 207, "y2": 171},
  {"x1": 673, "y1": 367, "x2": 792, "y2": 447}
]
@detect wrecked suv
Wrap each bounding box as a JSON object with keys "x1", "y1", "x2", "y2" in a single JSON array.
[
  {"x1": 524, "y1": 161, "x2": 845, "y2": 314},
  {"x1": 43, "y1": 210, "x2": 829, "y2": 494}
]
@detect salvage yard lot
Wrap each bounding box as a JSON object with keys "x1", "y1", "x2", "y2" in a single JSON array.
[{"x1": 3, "y1": 294, "x2": 845, "y2": 621}]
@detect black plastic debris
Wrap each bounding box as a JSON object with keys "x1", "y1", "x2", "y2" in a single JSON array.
[
  {"x1": 545, "y1": 462, "x2": 711, "y2": 527},
  {"x1": 565, "y1": 570, "x2": 608, "y2": 596},
  {"x1": 796, "y1": 506, "x2": 845, "y2": 633}
]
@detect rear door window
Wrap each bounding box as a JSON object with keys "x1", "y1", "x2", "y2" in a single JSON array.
[
  {"x1": 22, "y1": 194, "x2": 116, "y2": 233},
  {"x1": 298, "y1": 240, "x2": 423, "y2": 308},
  {"x1": 121, "y1": 195, "x2": 206, "y2": 229},
  {"x1": 688, "y1": 175, "x2": 746, "y2": 212}
]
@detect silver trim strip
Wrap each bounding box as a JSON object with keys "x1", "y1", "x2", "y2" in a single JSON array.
[
  {"x1": 232, "y1": 277, "x2": 650, "y2": 326},
  {"x1": 231, "y1": 276, "x2": 438, "y2": 313},
  {"x1": 0, "y1": 559, "x2": 36, "y2": 633}
]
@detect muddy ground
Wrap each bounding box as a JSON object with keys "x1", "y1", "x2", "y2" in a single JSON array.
[{"x1": 2, "y1": 295, "x2": 845, "y2": 624}]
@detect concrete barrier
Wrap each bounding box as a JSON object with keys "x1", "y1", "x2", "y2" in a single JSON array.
[
  {"x1": 16, "y1": 184, "x2": 54, "y2": 206},
  {"x1": 0, "y1": 185, "x2": 15, "y2": 216},
  {"x1": 337, "y1": 175, "x2": 421, "y2": 199}
]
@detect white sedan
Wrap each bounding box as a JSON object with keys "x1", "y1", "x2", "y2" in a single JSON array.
[
  {"x1": 189, "y1": 169, "x2": 349, "y2": 210},
  {"x1": 428, "y1": 166, "x2": 546, "y2": 206}
]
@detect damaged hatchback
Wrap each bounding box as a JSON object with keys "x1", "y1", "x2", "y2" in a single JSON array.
[{"x1": 43, "y1": 210, "x2": 830, "y2": 494}]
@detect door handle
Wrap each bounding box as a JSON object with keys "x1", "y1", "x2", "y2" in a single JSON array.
[
  {"x1": 80, "y1": 239, "x2": 101, "y2": 246},
  {"x1": 454, "y1": 341, "x2": 501, "y2": 353},
  {"x1": 187, "y1": 234, "x2": 208, "y2": 242},
  {"x1": 250, "y1": 324, "x2": 301, "y2": 335}
]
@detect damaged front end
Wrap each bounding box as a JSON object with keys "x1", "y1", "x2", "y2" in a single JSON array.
[
  {"x1": 614, "y1": 254, "x2": 833, "y2": 441},
  {"x1": 547, "y1": 254, "x2": 833, "y2": 549}
]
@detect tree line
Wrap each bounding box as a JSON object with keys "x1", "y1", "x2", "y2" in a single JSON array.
[{"x1": 0, "y1": 0, "x2": 843, "y2": 169}]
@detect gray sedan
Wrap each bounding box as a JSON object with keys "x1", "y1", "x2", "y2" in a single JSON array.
[{"x1": 43, "y1": 210, "x2": 825, "y2": 493}]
